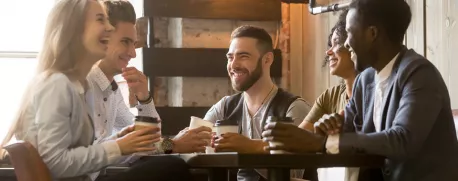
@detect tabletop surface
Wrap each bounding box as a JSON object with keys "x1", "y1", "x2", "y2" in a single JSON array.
[{"x1": 163, "y1": 152, "x2": 385, "y2": 169}]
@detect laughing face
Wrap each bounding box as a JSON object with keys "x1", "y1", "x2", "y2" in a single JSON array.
[
  {"x1": 82, "y1": 1, "x2": 112, "y2": 60},
  {"x1": 327, "y1": 30, "x2": 354, "y2": 77},
  {"x1": 226, "y1": 37, "x2": 264, "y2": 92},
  {"x1": 103, "y1": 21, "x2": 137, "y2": 74},
  {"x1": 344, "y1": 9, "x2": 374, "y2": 72}
]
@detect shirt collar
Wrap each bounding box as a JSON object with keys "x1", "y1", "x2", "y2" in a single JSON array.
[
  {"x1": 375, "y1": 52, "x2": 400, "y2": 83},
  {"x1": 87, "y1": 66, "x2": 118, "y2": 92}
]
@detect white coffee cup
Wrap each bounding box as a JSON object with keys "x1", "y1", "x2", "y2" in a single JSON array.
[
  {"x1": 213, "y1": 120, "x2": 238, "y2": 153},
  {"x1": 214, "y1": 119, "x2": 238, "y2": 137},
  {"x1": 189, "y1": 116, "x2": 214, "y2": 153},
  {"x1": 189, "y1": 116, "x2": 214, "y2": 130},
  {"x1": 133, "y1": 116, "x2": 160, "y2": 155}
]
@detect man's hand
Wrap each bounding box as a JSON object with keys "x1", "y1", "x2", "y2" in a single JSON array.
[
  {"x1": 122, "y1": 67, "x2": 149, "y2": 101},
  {"x1": 172, "y1": 126, "x2": 212, "y2": 153},
  {"x1": 262, "y1": 122, "x2": 326, "y2": 153},
  {"x1": 314, "y1": 110, "x2": 345, "y2": 136},
  {"x1": 214, "y1": 133, "x2": 267, "y2": 153}
]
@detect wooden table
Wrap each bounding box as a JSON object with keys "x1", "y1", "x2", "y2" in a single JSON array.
[
  {"x1": 175, "y1": 152, "x2": 385, "y2": 181},
  {"x1": 99, "y1": 153, "x2": 384, "y2": 181}
]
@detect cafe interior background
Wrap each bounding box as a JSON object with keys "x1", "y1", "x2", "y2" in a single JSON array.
[{"x1": 0, "y1": 0, "x2": 456, "y2": 180}]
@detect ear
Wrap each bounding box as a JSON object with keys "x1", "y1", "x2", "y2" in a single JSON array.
[
  {"x1": 367, "y1": 26, "x2": 379, "y2": 42},
  {"x1": 263, "y1": 51, "x2": 274, "y2": 66}
]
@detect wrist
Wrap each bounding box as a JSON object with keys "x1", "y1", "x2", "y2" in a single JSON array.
[
  {"x1": 136, "y1": 92, "x2": 149, "y2": 101},
  {"x1": 254, "y1": 140, "x2": 268, "y2": 153},
  {"x1": 136, "y1": 92, "x2": 153, "y2": 104},
  {"x1": 317, "y1": 135, "x2": 328, "y2": 153},
  {"x1": 171, "y1": 139, "x2": 180, "y2": 153}
]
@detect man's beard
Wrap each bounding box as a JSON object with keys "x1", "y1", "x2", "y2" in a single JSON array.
[{"x1": 231, "y1": 58, "x2": 263, "y2": 92}]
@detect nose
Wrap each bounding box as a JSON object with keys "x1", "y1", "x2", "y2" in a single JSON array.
[
  {"x1": 105, "y1": 21, "x2": 114, "y2": 33},
  {"x1": 128, "y1": 46, "x2": 137, "y2": 58},
  {"x1": 344, "y1": 39, "x2": 351, "y2": 50},
  {"x1": 326, "y1": 46, "x2": 334, "y2": 56}
]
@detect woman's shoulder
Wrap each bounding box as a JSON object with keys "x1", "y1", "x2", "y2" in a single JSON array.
[
  {"x1": 33, "y1": 72, "x2": 78, "y2": 95},
  {"x1": 322, "y1": 84, "x2": 346, "y2": 97}
]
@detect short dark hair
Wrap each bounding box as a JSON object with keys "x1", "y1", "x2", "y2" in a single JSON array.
[
  {"x1": 103, "y1": 0, "x2": 136, "y2": 27},
  {"x1": 324, "y1": 9, "x2": 348, "y2": 66},
  {"x1": 231, "y1": 25, "x2": 273, "y2": 54},
  {"x1": 349, "y1": 0, "x2": 411, "y2": 44}
]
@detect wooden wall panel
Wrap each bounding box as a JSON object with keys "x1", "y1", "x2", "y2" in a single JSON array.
[
  {"x1": 144, "y1": 0, "x2": 281, "y2": 21},
  {"x1": 405, "y1": 0, "x2": 425, "y2": 56},
  {"x1": 142, "y1": 48, "x2": 283, "y2": 77},
  {"x1": 426, "y1": 0, "x2": 458, "y2": 108}
]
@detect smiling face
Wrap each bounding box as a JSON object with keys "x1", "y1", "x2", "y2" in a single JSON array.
[
  {"x1": 82, "y1": 1, "x2": 113, "y2": 60},
  {"x1": 327, "y1": 30, "x2": 354, "y2": 78},
  {"x1": 226, "y1": 37, "x2": 265, "y2": 92},
  {"x1": 344, "y1": 9, "x2": 375, "y2": 72},
  {"x1": 103, "y1": 21, "x2": 137, "y2": 74}
]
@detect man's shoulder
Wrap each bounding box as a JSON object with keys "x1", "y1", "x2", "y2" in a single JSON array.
[
  {"x1": 358, "y1": 68, "x2": 376, "y2": 85},
  {"x1": 397, "y1": 49, "x2": 435, "y2": 76}
]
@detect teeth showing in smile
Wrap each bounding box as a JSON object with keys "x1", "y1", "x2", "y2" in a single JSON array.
[
  {"x1": 232, "y1": 72, "x2": 246, "y2": 78},
  {"x1": 329, "y1": 59, "x2": 337, "y2": 66},
  {"x1": 99, "y1": 39, "x2": 109, "y2": 45}
]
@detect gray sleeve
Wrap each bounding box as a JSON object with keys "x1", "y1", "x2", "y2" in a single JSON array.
[
  {"x1": 203, "y1": 96, "x2": 229, "y2": 123},
  {"x1": 286, "y1": 98, "x2": 312, "y2": 126}
]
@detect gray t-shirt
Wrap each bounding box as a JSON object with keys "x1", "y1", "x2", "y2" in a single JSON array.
[
  {"x1": 204, "y1": 88, "x2": 311, "y2": 139},
  {"x1": 204, "y1": 88, "x2": 312, "y2": 181}
]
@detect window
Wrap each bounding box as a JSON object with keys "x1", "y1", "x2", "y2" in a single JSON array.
[
  {"x1": 0, "y1": 0, "x2": 146, "y2": 141},
  {"x1": 0, "y1": 58, "x2": 39, "y2": 141},
  {"x1": 0, "y1": 0, "x2": 54, "y2": 52},
  {"x1": 0, "y1": 0, "x2": 55, "y2": 141}
]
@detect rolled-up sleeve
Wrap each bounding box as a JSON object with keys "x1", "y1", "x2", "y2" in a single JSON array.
[{"x1": 34, "y1": 76, "x2": 122, "y2": 178}]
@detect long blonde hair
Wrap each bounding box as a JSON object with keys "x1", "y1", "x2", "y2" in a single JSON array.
[{"x1": 0, "y1": 0, "x2": 95, "y2": 158}]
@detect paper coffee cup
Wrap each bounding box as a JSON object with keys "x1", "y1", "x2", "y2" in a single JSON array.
[
  {"x1": 189, "y1": 116, "x2": 214, "y2": 129},
  {"x1": 189, "y1": 116, "x2": 214, "y2": 148},
  {"x1": 214, "y1": 119, "x2": 238, "y2": 137},
  {"x1": 134, "y1": 116, "x2": 159, "y2": 130},
  {"x1": 134, "y1": 116, "x2": 160, "y2": 155},
  {"x1": 212, "y1": 120, "x2": 238, "y2": 152},
  {"x1": 265, "y1": 116, "x2": 292, "y2": 154},
  {"x1": 215, "y1": 125, "x2": 238, "y2": 137}
]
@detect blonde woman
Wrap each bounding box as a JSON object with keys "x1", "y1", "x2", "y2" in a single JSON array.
[{"x1": 0, "y1": 0, "x2": 191, "y2": 181}]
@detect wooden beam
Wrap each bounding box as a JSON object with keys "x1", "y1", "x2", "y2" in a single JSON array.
[
  {"x1": 156, "y1": 107, "x2": 211, "y2": 136},
  {"x1": 144, "y1": 0, "x2": 281, "y2": 21},
  {"x1": 143, "y1": 48, "x2": 283, "y2": 77},
  {"x1": 405, "y1": 0, "x2": 425, "y2": 56}
]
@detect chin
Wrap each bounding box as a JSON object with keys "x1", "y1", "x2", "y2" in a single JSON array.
[{"x1": 329, "y1": 68, "x2": 337, "y2": 75}]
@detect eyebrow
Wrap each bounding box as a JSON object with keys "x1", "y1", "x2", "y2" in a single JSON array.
[
  {"x1": 122, "y1": 37, "x2": 136, "y2": 43},
  {"x1": 227, "y1": 52, "x2": 251, "y2": 57},
  {"x1": 96, "y1": 13, "x2": 105, "y2": 18}
]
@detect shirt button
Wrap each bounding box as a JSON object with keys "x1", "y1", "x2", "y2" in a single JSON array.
[
  {"x1": 138, "y1": 108, "x2": 143, "y2": 112},
  {"x1": 105, "y1": 120, "x2": 107, "y2": 123},
  {"x1": 103, "y1": 98, "x2": 107, "y2": 101},
  {"x1": 98, "y1": 114, "x2": 101, "y2": 117}
]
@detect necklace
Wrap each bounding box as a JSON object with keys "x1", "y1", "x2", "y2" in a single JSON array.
[{"x1": 247, "y1": 84, "x2": 275, "y2": 118}]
